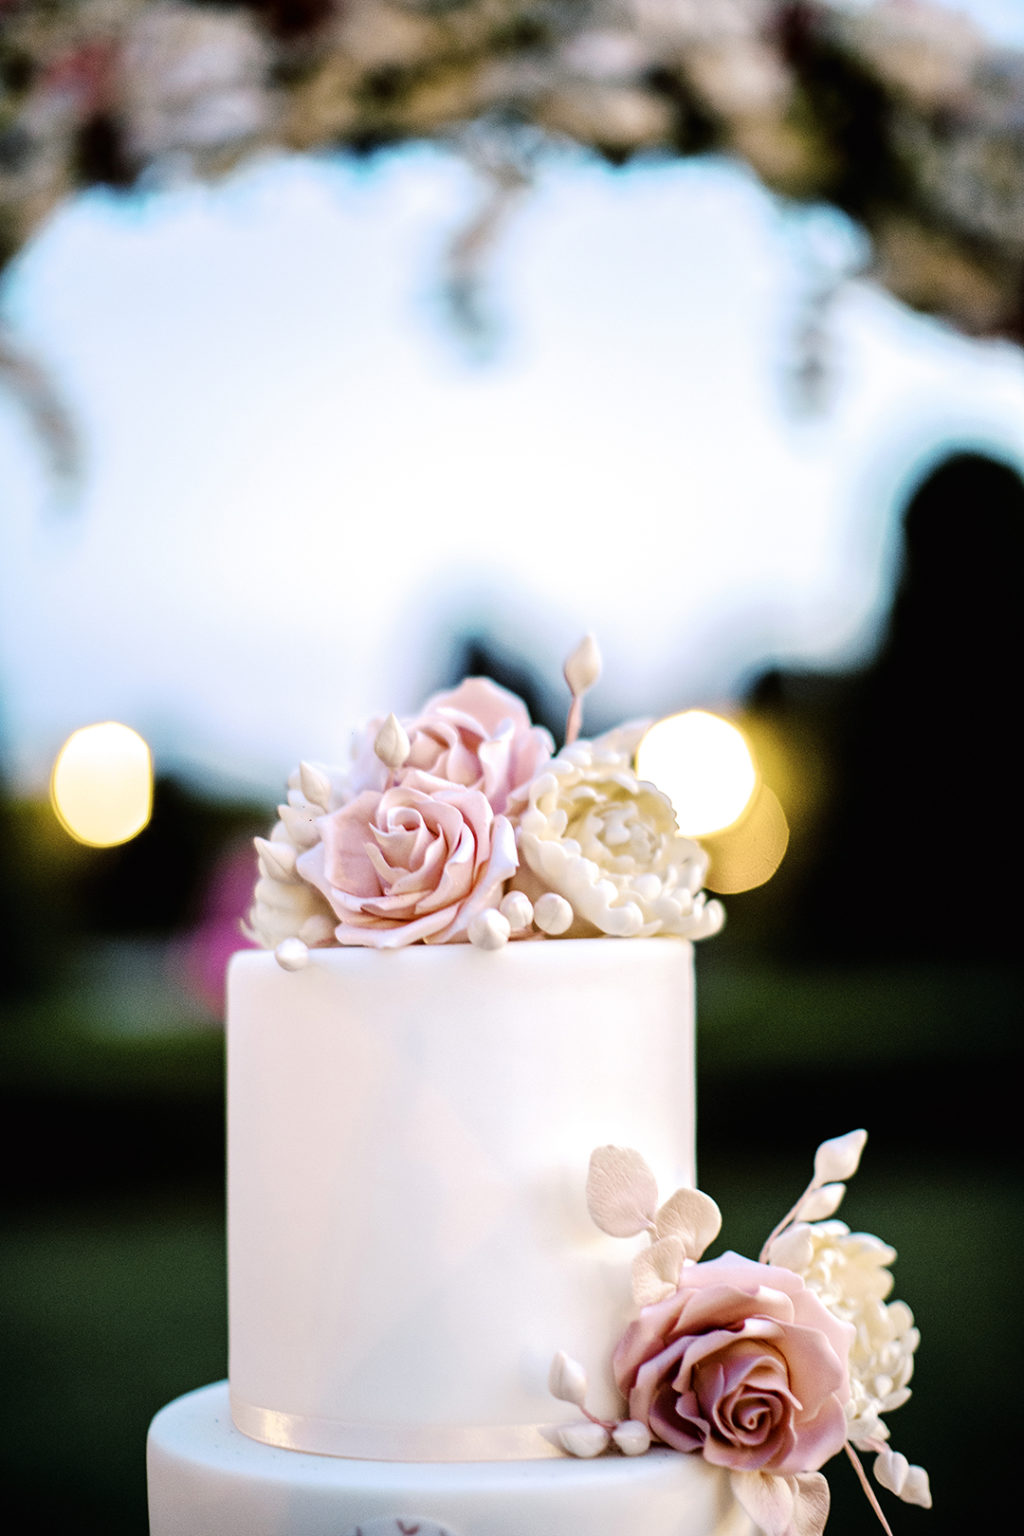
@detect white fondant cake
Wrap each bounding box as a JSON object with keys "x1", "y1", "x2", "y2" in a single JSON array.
[
  {"x1": 228, "y1": 941, "x2": 695, "y2": 1454},
  {"x1": 148, "y1": 939, "x2": 754, "y2": 1535},
  {"x1": 148, "y1": 1382, "x2": 752, "y2": 1536},
  {"x1": 148, "y1": 659, "x2": 928, "y2": 1536}
]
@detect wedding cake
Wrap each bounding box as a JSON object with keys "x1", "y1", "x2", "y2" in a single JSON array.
[{"x1": 147, "y1": 644, "x2": 929, "y2": 1536}]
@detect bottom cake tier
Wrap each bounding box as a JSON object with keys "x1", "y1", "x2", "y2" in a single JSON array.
[{"x1": 147, "y1": 1383, "x2": 755, "y2": 1536}]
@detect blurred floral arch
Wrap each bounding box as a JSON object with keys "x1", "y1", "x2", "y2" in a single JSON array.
[{"x1": 2, "y1": 0, "x2": 1023, "y2": 457}]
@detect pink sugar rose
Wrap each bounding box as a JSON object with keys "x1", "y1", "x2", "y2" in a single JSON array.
[
  {"x1": 297, "y1": 770, "x2": 518, "y2": 947},
  {"x1": 613, "y1": 1252, "x2": 853, "y2": 1476},
  {"x1": 347, "y1": 678, "x2": 552, "y2": 817}
]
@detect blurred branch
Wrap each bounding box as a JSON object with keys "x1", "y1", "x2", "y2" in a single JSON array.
[
  {"x1": 0, "y1": 321, "x2": 78, "y2": 481},
  {"x1": 0, "y1": 0, "x2": 1022, "y2": 343}
]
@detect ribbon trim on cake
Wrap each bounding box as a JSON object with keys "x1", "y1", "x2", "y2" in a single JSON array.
[{"x1": 230, "y1": 1396, "x2": 572, "y2": 1462}]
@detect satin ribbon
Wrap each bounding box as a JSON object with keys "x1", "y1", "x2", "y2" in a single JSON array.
[{"x1": 230, "y1": 1394, "x2": 567, "y2": 1462}]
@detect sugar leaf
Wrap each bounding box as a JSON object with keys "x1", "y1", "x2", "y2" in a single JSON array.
[
  {"x1": 654, "y1": 1187, "x2": 722, "y2": 1260},
  {"x1": 790, "y1": 1474, "x2": 831, "y2": 1536},
  {"x1": 632, "y1": 1235, "x2": 685, "y2": 1305},
  {"x1": 731, "y1": 1472, "x2": 795, "y2": 1536},
  {"x1": 586, "y1": 1147, "x2": 658, "y2": 1237},
  {"x1": 813, "y1": 1129, "x2": 867, "y2": 1185}
]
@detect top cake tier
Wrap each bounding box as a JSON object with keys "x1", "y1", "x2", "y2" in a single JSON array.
[{"x1": 227, "y1": 938, "x2": 696, "y2": 1460}]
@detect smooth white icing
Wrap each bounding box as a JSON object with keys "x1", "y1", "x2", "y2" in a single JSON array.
[
  {"x1": 227, "y1": 940, "x2": 696, "y2": 1455},
  {"x1": 148, "y1": 1382, "x2": 755, "y2": 1536}
]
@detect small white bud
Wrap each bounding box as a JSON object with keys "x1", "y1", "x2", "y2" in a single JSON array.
[
  {"x1": 298, "y1": 761, "x2": 332, "y2": 810},
  {"x1": 467, "y1": 909, "x2": 511, "y2": 950},
  {"x1": 275, "y1": 938, "x2": 309, "y2": 971},
  {"x1": 901, "y1": 1465, "x2": 932, "y2": 1508},
  {"x1": 548, "y1": 1351, "x2": 588, "y2": 1407},
  {"x1": 813, "y1": 1129, "x2": 867, "y2": 1185},
  {"x1": 277, "y1": 803, "x2": 320, "y2": 849},
  {"x1": 499, "y1": 890, "x2": 534, "y2": 932},
  {"x1": 612, "y1": 1420, "x2": 651, "y2": 1456},
  {"x1": 767, "y1": 1223, "x2": 814, "y2": 1273},
  {"x1": 534, "y1": 892, "x2": 573, "y2": 935},
  {"x1": 557, "y1": 1421, "x2": 610, "y2": 1459},
  {"x1": 873, "y1": 1447, "x2": 909, "y2": 1496},
  {"x1": 564, "y1": 634, "x2": 602, "y2": 699},
  {"x1": 255, "y1": 836, "x2": 298, "y2": 881},
  {"x1": 797, "y1": 1182, "x2": 846, "y2": 1221},
  {"x1": 374, "y1": 712, "x2": 411, "y2": 769}
]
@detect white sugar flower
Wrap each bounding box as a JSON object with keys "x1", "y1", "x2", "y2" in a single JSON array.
[
  {"x1": 515, "y1": 738, "x2": 723, "y2": 939},
  {"x1": 769, "y1": 1220, "x2": 919, "y2": 1450},
  {"x1": 244, "y1": 764, "x2": 339, "y2": 950}
]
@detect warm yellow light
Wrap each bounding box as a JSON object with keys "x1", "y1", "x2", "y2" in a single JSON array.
[
  {"x1": 637, "y1": 710, "x2": 757, "y2": 837},
  {"x1": 702, "y1": 783, "x2": 790, "y2": 893},
  {"x1": 50, "y1": 722, "x2": 153, "y2": 848}
]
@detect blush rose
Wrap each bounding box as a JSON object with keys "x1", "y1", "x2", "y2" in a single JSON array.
[
  {"x1": 297, "y1": 770, "x2": 517, "y2": 947},
  {"x1": 613, "y1": 1252, "x2": 853, "y2": 1475},
  {"x1": 345, "y1": 678, "x2": 552, "y2": 817}
]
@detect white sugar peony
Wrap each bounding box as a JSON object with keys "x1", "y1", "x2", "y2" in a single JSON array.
[
  {"x1": 769, "y1": 1219, "x2": 919, "y2": 1451},
  {"x1": 245, "y1": 765, "x2": 339, "y2": 950},
  {"x1": 515, "y1": 738, "x2": 724, "y2": 938}
]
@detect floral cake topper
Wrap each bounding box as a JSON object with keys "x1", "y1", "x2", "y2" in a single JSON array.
[
  {"x1": 246, "y1": 638, "x2": 724, "y2": 963},
  {"x1": 551, "y1": 1130, "x2": 929, "y2": 1536}
]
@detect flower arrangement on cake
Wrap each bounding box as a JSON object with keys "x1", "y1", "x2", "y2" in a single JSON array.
[
  {"x1": 551, "y1": 1129, "x2": 930, "y2": 1536},
  {"x1": 246, "y1": 636, "x2": 724, "y2": 963}
]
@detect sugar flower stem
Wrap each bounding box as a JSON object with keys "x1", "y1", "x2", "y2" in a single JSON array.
[
  {"x1": 581, "y1": 1404, "x2": 618, "y2": 1434},
  {"x1": 759, "y1": 1179, "x2": 815, "y2": 1262},
  {"x1": 845, "y1": 1443, "x2": 895, "y2": 1536},
  {"x1": 565, "y1": 695, "x2": 583, "y2": 746}
]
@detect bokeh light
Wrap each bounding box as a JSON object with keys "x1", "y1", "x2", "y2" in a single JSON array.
[
  {"x1": 700, "y1": 782, "x2": 790, "y2": 894},
  {"x1": 50, "y1": 722, "x2": 153, "y2": 847},
  {"x1": 636, "y1": 710, "x2": 757, "y2": 837}
]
